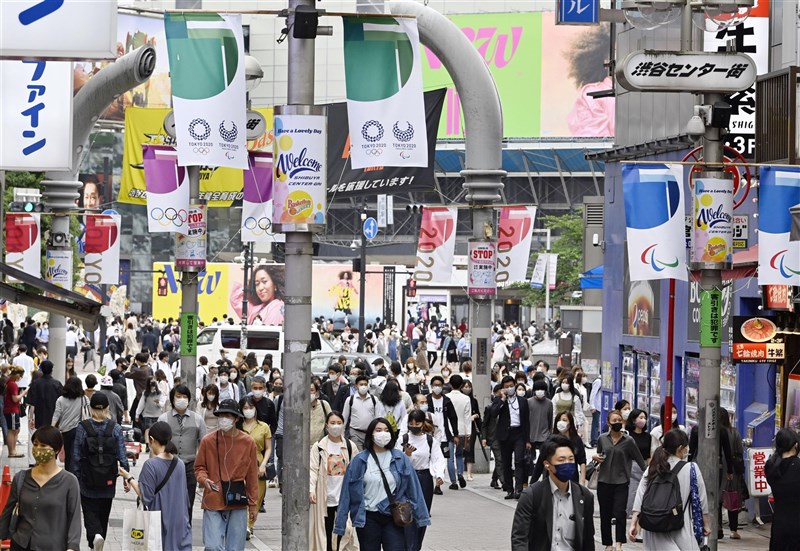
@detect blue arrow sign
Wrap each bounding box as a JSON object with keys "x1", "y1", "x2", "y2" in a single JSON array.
[{"x1": 363, "y1": 217, "x2": 378, "y2": 240}]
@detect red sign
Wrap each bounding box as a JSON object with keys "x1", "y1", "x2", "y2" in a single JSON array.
[
  {"x1": 765, "y1": 285, "x2": 793, "y2": 311},
  {"x1": 732, "y1": 342, "x2": 785, "y2": 362}
]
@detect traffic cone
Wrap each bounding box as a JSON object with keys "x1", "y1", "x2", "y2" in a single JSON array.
[{"x1": 0, "y1": 465, "x2": 10, "y2": 550}]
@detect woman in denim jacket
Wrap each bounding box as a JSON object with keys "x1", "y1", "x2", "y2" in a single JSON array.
[{"x1": 334, "y1": 418, "x2": 430, "y2": 551}]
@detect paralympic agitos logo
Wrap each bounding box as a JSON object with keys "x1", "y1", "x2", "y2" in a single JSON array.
[
  {"x1": 770, "y1": 250, "x2": 800, "y2": 279},
  {"x1": 640, "y1": 244, "x2": 679, "y2": 272}
]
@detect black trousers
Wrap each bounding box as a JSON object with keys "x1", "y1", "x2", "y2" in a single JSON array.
[
  {"x1": 404, "y1": 469, "x2": 434, "y2": 551},
  {"x1": 490, "y1": 439, "x2": 505, "y2": 486},
  {"x1": 597, "y1": 481, "x2": 629, "y2": 545},
  {"x1": 62, "y1": 428, "x2": 77, "y2": 474},
  {"x1": 185, "y1": 459, "x2": 197, "y2": 520},
  {"x1": 499, "y1": 427, "x2": 526, "y2": 493},
  {"x1": 356, "y1": 511, "x2": 405, "y2": 551},
  {"x1": 325, "y1": 506, "x2": 341, "y2": 551},
  {"x1": 81, "y1": 495, "x2": 113, "y2": 548}
]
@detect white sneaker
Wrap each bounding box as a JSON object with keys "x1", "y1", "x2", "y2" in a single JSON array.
[{"x1": 93, "y1": 534, "x2": 105, "y2": 551}]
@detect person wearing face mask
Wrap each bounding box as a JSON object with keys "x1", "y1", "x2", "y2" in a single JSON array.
[
  {"x1": 224, "y1": 366, "x2": 244, "y2": 402},
  {"x1": 526, "y1": 378, "x2": 554, "y2": 481},
  {"x1": 650, "y1": 403, "x2": 686, "y2": 443},
  {"x1": 119, "y1": 421, "x2": 193, "y2": 551},
  {"x1": 158, "y1": 385, "x2": 207, "y2": 518},
  {"x1": 311, "y1": 381, "x2": 333, "y2": 445},
  {"x1": 0, "y1": 426, "x2": 81, "y2": 551},
  {"x1": 237, "y1": 397, "x2": 273, "y2": 540},
  {"x1": 198, "y1": 383, "x2": 220, "y2": 431},
  {"x1": 592, "y1": 410, "x2": 646, "y2": 551},
  {"x1": 310, "y1": 411, "x2": 359, "y2": 551},
  {"x1": 765, "y1": 428, "x2": 800, "y2": 550},
  {"x1": 343, "y1": 375, "x2": 378, "y2": 450},
  {"x1": 270, "y1": 377, "x2": 285, "y2": 489},
  {"x1": 398, "y1": 409, "x2": 446, "y2": 551},
  {"x1": 195, "y1": 399, "x2": 259, "y2": 550},
  {"x1": 444, "y1": 375, "x2": 472, "y2": 490},
  {"x1": 322, "y1": 364, "x2": 350, "y2": 413},
  {"x1": 553, "y1": 374, "x2": 586, "y2": 434},
  {"x1": 334, "y1": 418, "x2": 430, "y2": 550},
  {"x1": 461, "y1": 380, "x2": 482, "y2": 482},
  {"x1": 426, "y1": 375, "x2": 460, "y2": 486},
  {"x1": 531, "y1": 412, "x2": 587, "y2": 485},
  {"x1": 511, "y1": 435, "x2": 595, "y2": 551},
  {"x1": 614, "y1": 400, "x2": 632, "y2": 426},
  {"x1": 482, "y1": 384, "x2": 506, "y2": 490},
  {"x1": 630, "y1": 429, "x2": 710, "y2": 551},
  {"x1": 625, "y1": 409, "x2": 659, "y2": 518},
  {"x1": 492, "y1": 376, "x2": 531, "y2": 500},
  {"x1": 135, "y1": 377, "x2": 164, "y2": 452}
]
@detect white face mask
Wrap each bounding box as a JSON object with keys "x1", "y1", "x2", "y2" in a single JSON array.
[
  {"x1": 243, "y1": 408, "x2": 256, "y2": 419},
  {"x1": 357, "y1": 385, "x2": 369, "y2": 396},
  {"x1": 431, "y1": 386, "x2": 443, "y2": 395},
  {"x1": 174, "y1": 398, "x2": 189, "y2": 411},
  {"x1": 621, "y1": 409, "x2": 631, "y2": 420},
  {"x1": 310, "y1": 393, "x2": 317, "y2": 401},
  {"x1": 419, "y1": 404, "x2": 428, "y2": 413},
  {"x1": 218, "y1": 417, "x2": 235, "y2": 432},
  {"x1": 327, "y1": 424, "x2": 344, "y2": 437},
  {"x1": 561, "y1": 383, "x2": 570, "y2": 392},
  {"x1": 505, "y1": 387, "x2": 516, "y2": 397},
  {"x1": 252, "y1": 390, "x2": 265, "y2": 399},
  {"x1": 219, "y1": 375, "x2": 229, "y2": 385},
  {"x1": 373, "y1": 432, "x2": 392, "y2": 447},
  {"x1": 517, "y1": 390, "x2": 526, "y2": 398},
  {"x1": 534, "y1": 390, "x2": 546, "y2": 399},
  {"x1": 557, "y1": 420, "x2": 569, "y2": 433},
  {"x1": 206, "y1": 393, "x2": 217, "y2": 402},
  {"x1": 230, "y1": 372, "x2": 238, "y2": 380}
]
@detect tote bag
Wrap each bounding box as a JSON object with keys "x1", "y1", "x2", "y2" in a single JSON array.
[{"x1": 122, "y1": 506, "x2": 162, "y2": 550}]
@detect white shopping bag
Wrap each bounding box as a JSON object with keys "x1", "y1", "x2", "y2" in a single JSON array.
[{"x1": 121, "y1": 506, "x2": 162, "y2": 550}]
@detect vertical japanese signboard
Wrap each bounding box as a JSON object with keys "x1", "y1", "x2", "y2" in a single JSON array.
[
  {"x1": 747, "y1": 448, "x2": 771, "y2": 496},
  {"x1": 700, "y1": 290, "x2": 722, "y2": 347},
  {"x1": 181, "y1": 312, "x2": 197, "y2": 356}
]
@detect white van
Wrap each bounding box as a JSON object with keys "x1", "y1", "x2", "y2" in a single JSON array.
[{"x1": 196, "y1": 325, "x2": 332, "y2": 368}]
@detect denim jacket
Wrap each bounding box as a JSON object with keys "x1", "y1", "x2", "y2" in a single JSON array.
[{"x1": 334, "y1": 448, "x2": 431, "y2": 534}]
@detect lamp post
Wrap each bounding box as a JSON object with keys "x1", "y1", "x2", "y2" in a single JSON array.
[
  {"x1": 616, "y1": 3, "x2": 753, "y2": 549},
  {"x1": 357, "y1": 209, "x2": 367, "y2": 353},
  {"x1": 532, "y1": 228, "x2": 551, "y2": 323}
]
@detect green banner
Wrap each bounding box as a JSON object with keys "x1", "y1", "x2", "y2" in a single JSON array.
[
  {"x1": 700, "y1": 290, "x2": 722, "y2": 347},
  {"x1": 181, "y1": 312, "x2": 198, "y2": 356}
]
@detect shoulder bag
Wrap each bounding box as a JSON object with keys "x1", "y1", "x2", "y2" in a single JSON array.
[
  {"x1": 368, "y1": 450, "x2": 413, "y2": 527},
  {"x1": 9, "y1": 470, "x2": 27, "y2": 533},
  {"x1": 216, "y1": 432, "x2": 248, "y2": 506}
]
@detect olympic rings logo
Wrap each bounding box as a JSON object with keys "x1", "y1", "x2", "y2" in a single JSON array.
[
  {"x1": 150, "y1": 207, "x2": 188, "y2": 227},
  {"x1": 193, "y1": 147, "x2": 210, "y2": 155},
  {"x1": 365, "y1": 148, "x2": 383, "y2": 157},
  {"x1": 243, "y1": 217, "x2": 273, "y2": 236}
]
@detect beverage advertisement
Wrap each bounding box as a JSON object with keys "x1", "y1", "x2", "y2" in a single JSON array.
[
  {"x1": 46, "y1": 249, "x2": 72, "y2": 289},
  {"x1": 272, "y1": 112, "x2": 327, "y2": 229},
  {"x1": 623, "y1": 250, "x2": 661, "y2": 336},
  {"x1": 468, "y1": 240, "x2": 497, "y2": 297},
  {"x1": 693, "y1": 178, "x2": 733, "y2": 265}
]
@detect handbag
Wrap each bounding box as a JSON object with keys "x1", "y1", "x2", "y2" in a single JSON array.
[
  {"x1": 721, "y1": 477, "x2": 742, "y2": 512},
  {"x1": 8, "y1": 470, "x2": 27, "y2": 534},
  {"x1": 369, "y1": 449, "x2": 414, "y2": 527},
  {"x1": 586, "y1": 460, "x2": 599, "y2": 490},
  {"x1": 217, "y1": 432, "x2": 249, "y2": 506},
  {"x1": 121, "y1": 505, "x2": 162, "y2": 550}
]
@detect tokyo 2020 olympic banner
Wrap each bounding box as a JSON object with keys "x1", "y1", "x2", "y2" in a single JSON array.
[
  {"x1": 143, "y1": 145, "x2": 190, "y2": 235},
  {"x1": 758, "y1": 166, "x2": 800, "y2": 285},
  {"x1": 84, "y1": 214, "x2": 121, "y2": 285},
  {"x1": 496, "y1": 206, "x2": 537, "y2": 286},
  {"x1": 413, "y1": 207, "x2": 457, "y2": 284},
  {"x1": 241, "y1": 152, "x2": 274, "y2": 243},
  {"x1": 5, "y1": 213, "x2": 40, "y2": 279}
]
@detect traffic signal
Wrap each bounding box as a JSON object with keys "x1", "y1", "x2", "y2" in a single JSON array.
[
  {"x1": 406, "y1": 279, "x2": 417, "y2": 298},
  {"x1": 406, "y1": 204, "x2": 424, "y2": 214},
  {"x1": 352, "y1": 258, "x2": 362, "y2": 273},
  {"x1": 9, "y1": 201, "x2": 45, "y2": 213}
]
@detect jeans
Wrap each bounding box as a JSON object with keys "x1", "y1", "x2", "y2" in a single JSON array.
[
  {"x1": 590, "y1": 411, "x2": 601, "y2": 446},
  {"x1": 275, "y1": 435, "x2": 284, "y2": 485},
  {"x1": 81, "y1": 496, "x2": 113, "y2": 548},
  {"x1": 202, "y1": 508, "x2": 248, "y2": 551},
  {"x1": 499, "y1": 427, "x2": 526, "y2": 493},
  {"x1": 597, "y1": 482, "x2": 629, "y2": 545},
  {"x1": 447, "y1": 440, "x2": 465, "y2": 483},
  {"x1": 356, "y1": 511, "x2": 405, "y2": 551}
]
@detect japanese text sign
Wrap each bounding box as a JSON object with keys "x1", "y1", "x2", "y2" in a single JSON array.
[
  {"x1": 0, "y1": 0, "x2": 117, "y2": 60},
  {"x1": 468, "y1": 241, "x2": 497, "y2": 297},
  {"x1": 764, "y1": 285, "x2": 793, "y2": 311},
  {"x1": 732, "y1": 315, "x2": 784, "y2": 363},
  {"x1": 700, "y1": 290, "x2": 722, "y2": 347},
  {"x1": 0, "y1": 60, "x2": 73, "y2": 171},
  {"x1": 618, "y1": 51, "x2": 756, "y2": 93},
  {"x1": 181, "y1": 312, "x2": 198, "y2": 356},
  {"x1": 557, "y1": 0, "x2": 599, "y2": 25},
  {"x1": 747, "y1": 447, "x2": 772, "y2": 497}
]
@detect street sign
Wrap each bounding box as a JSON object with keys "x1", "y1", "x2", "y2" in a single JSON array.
[
  {"x1": 363, "y1": 217, "x2": 378, "y2": 240},
  {"x1": 557, "y1": 0, "x2": 599, "y2": 25},
  {"x1": 617, "y1": 51, "x2": 757, "y2": 93}
]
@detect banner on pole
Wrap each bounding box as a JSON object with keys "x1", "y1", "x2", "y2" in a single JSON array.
[
  {"x1": 413, "y1": 207, "x2": 457, "y2": 284},
  {"x1": 377, "y1": 195, "x2": 387, "y2": 228},
  {"x1": 175, "y1": 205, "x2": 207, "y2": 272},
  {"x1": 143, "y1": 145, "x2": 191, "y2": 235},
  {"x1": 692, "y1": 178, "x2": 733, "y2": 265},
  {"x1": 758, "y1": 166, "x2": 800, "y2": 285},
  {"x1": 84, "y1": 214, "x2": 121, "y2": 285},
  {"x1": 468, "y1": 241, "x2": 497, "y2": 297},
  {"x1": 548, "y1": 253, "x2": 559, "y2": 290},
  {"x1": 164, "y1": 13, "x2": 248, "y2": 169},
  {"x1": 241, "y1": 152, "x2": 274, "y2": 243},
  {"x1": 530, "y1": 254, "x2": 548, "y2": 288},
  {"x1": 623, "y1": 164, "x2": 687, "y2": 281},
  {"x1": 343, "y1": 16, "x2": 428, "y2": 169},
  {"x1": 496, "y1": 206, "x2": 537, "y2": 285},
  {"x1": 5, "y1": 213, "x2": 40, "y2": 279},
  {"x1": 46, "y1": 249, "x2": 72, "y2": 289}
]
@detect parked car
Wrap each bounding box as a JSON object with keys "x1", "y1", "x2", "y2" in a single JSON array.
[{"x1": 197, "y1": 325, "x2": 333, "y2": 367}]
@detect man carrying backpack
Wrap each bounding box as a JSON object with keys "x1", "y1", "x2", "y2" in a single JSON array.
[
  {"x1": 71, "y1": 392, "x2": 130, "y2": 551},
  {"x1": 629, "y1": 428, "x2": 710, "y2": 550}
]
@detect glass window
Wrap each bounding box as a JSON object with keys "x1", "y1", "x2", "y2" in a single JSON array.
[
  {"x1": 220, "y1": 330, "x2": 241, "y2": 349},
  {"x1": 247, "y1": 332, "x2": 280, "y2": 350},
  {"x1": 196, "y1": 328, "x2": 217, "y2": 345}
]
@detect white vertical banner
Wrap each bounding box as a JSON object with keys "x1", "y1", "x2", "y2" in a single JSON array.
[
  {"x1": 164, "y1": 13, "x2": 248, "y2": 169},
  {"x1": 46, "y1": 249, "x2": 72, "y2": 289},
  {"x1": 143, "y1": 146, "x2": 191, "y2": 235},
  {"x1": 84, "y1": 214, "x2": 121, "y2": 285},
  {"x1": 377, "y1": 194, "x2": 387, "y2": 228},
  {"x1": 548, "y1": 253, "x2": 559, "y2": 290},
  {"x1": 530, "y1": 254, "x2": 548, "y2": 289},
  {"x1": 5, "y1": 213, "x2": 40, "y2": 279},
  {"x1": 413, "y1": 207, "x2": 457, "y2": 284},
  {"x1": 387, "y1": 195, "x2": 394, "y2": 225},
  {"x1": 241, "y1": 152, "x2": 274, "y2": 243},
  {"x1": 496, "y1": 206, "x2": 537, "y2": 286}
]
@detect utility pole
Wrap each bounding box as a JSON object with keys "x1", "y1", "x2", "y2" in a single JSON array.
[
  {"x1": 179, "y1": 166, "x2": 201, "y2": 396},
  {"x1": 357, "y1": 207, "x2": 367, "y2": 353},
  {"x1": 241, "y1": 242, "x2": 251, "y2": 350}
]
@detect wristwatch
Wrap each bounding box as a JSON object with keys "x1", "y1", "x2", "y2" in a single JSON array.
[{"x1": 126, "y1": 476, "x2": 135, "y2": 483}]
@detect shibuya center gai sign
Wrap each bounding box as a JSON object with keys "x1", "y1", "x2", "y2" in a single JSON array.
[{"x1": 617, "y1": 51, "x2": 757, "y2": 93}]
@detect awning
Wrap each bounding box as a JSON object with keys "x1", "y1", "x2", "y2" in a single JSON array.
[{"x1": 580, "y1": 264, "x2": 603, "y2": 289}]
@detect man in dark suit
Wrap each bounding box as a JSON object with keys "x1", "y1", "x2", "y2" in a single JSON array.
[
  {"x1": 491, "y1": 375, "x2": 531, "y2": 499},
  {"x1": 321, "y1": 363, "x2": 350, "y2": 413},
  {"x1": 511, "y1": 435, "x2": 595, "y2": 551}
]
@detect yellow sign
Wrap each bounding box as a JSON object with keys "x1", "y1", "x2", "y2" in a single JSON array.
[
  {"x1": 120, "y1": 107, "x2": 274, "y2": 207},
  {"x1": 152, "y1": 262, "x2": 240, "y2": 322}
]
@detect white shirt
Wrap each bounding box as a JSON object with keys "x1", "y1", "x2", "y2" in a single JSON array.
[
  {"x1": 430, "y1": 396, "x2": 446, "y2": 443},
  {"x1": 12, "y1": 354, "x2": 34, "y2": 388},
  {"x1": 398, "y1": 432, "x2": 447, "y2": 480},
  {"x1": 325, "y1": 439, "x2": 346, "y2": 507},
  {"x1": 426, "y1": 329, "x2": 438, "y2": 350},
  {"x1": 65, "y1": 330, "x2": 80, "y2": 348},
  {"x1": 447, "y1": 390, "x2": 473, "y2": 437},
  {"x1": 507, "y1": 395, "x2": 521, "y2": 428},
  {"x1": 492, "y1": 341, "x2": 509, "y2": 363}
]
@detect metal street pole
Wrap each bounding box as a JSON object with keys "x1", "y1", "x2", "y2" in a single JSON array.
[
  {"x1": 179, "y1": 166, "x2": 201, "y2": 396},
  {"x1": 358, "y1": 210, "x2": 367, "y2": 353},
  {"x1": 241, "y1": 242, "x2": 252, "y2": 350}
]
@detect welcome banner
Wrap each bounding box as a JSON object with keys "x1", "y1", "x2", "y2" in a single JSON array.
[
  {"x1": 84, "y1": 214, "x2": 121, "y2": 285},
  {"x1": 623, "y1": 164, "x2": 687, "y2": 281},
  {"x1": 164, "y1": 13, "x2": 248, "y2": 169},
  {"x1": 241, "y1": 152, "x2": 274, "y2": 243},
  {"x1": 413, "y1": 207, "x2": 457, "y2": 284},
  {"x1": 496, "y1": 206, "x2": 537, "y2": 285},
  {"x1": 5, "y1": 213, "x2": 40, "y2": 278},
  {"x1": 143, "y1": 145, "x2": 190, "y2": 235},
  {"x1": 343, "y1": 17, "x2": 428, "y2": 169},
  {"x1": 758, "y1": 166, "x2": 800, "y2": 285}
]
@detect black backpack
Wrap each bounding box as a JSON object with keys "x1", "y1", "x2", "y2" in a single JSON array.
[
  {"x1": 638, "y1": 461, "x2": 689, "y2": 533},
  {"x1": 79, "y1": 420, "x2": 119, "y2": 490}
]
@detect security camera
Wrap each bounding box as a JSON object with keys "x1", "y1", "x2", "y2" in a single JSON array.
[{"x1": 684, "y1": 105, "x2": 711, "y2": 142}]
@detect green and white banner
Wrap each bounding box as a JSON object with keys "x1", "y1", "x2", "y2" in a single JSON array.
[
  {"x1": 343, "y1": 16, "x2": 428, "y2": 169},
  {"x1": 164, "y1": 13, "x2": 247, "y2": 169}
]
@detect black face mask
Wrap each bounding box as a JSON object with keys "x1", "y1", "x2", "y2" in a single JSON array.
[
  {"x1": 273, "y1": 386, "x2": 283, "y2": 393},
  {"x1": 409, "y1": 426, "x2": 423, "y2": 435},
  {"x1": 611, "y1": 422, "x2": 623, "y2": 433}
]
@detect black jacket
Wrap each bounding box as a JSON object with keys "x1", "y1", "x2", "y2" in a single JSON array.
[
  {"x1": 511, "y1": 479, "x2": 595, "y2": 551},
  {"x1": 490, "y1": 395, "x2": 530, "y2": 444},
  {"x1": 427, "y1": 393, "x2": 459, "y2": 441},
  {"x1": 321, "y1": 380, "x2": 350, "y2": 414}
]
